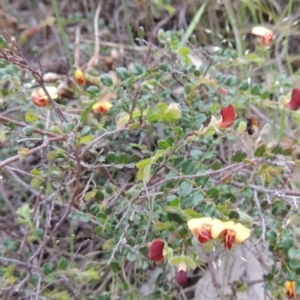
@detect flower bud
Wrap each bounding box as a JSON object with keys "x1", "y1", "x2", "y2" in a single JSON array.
[
  {"x1": 92, "y1": 101, "x2": 113, "y2": 114},
  {"x1": 217, "y1": 104, "x2": 237, "y2": 128},
  {"x1": 148, "y1": 238, "x2": 165, "y2": 264},
  {"x1": 285, "y1": 281, "x2": 296, "y2": 299},
  {"x1": 137, "y1": 26, "x2": 145, "y2": 39},
  {"x1": 157, "y1": 28, "x2": 166, "y2": 43},
  {"x1": 176, "y1": 262, "x2": 188, "y2": 287},
  {"x1": 286, "y1": 89, "x2": 300, "y2": 111},
  {"x1": 163, "y1": 103, "x2": 181, "y2": 121},
  {"x1": 31, "y1": 86, "x2": 58, "y2": 107},
  {"x1": 74, "y1": 69, "x2": 85, "y2": 86}
]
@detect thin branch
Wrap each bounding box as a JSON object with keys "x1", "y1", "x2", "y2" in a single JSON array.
[
  {"x1": 0, "y1": 40, "x2": 66, "y2": 122},
  {"x1": 86, "y1": 2, "x2": 102, "y2": 70},
  {"x1": 232, "y1": 181, "x2": 300, "y2": 198},
  {"x1": 28, "y1": 147, "x2": 82, "y2": 263},
  {"x1": 253, "y1": 190, "x2": 266, "y2": 241},
  {"x1": 80, "y1": 127, "x2": 127, "y2": 158},
  {"x1": 0, "y1": 115, "x2": 63, "y2": 138},
  {"x1": 0, "y1": 136, "x2": 65, "y2": 169},
  {"x1": 148, "y1": 161, "x2": 246, "y2": 189}
]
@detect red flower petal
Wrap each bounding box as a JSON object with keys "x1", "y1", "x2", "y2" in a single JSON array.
[
  {"x1": 286, "y1": 89, "x2": 300, "y2": 111},
  {"x1": 262, "y1": 32, "x2": 273, "y2": 45},
  {"x1": 148, "y1": 238, "x2": 165, "y2": 264},
  {"x1": 31, "y1": 92, "x2": 48, "y2": 107},
  {"x1": 177, "y1": 270, "x2": 188, "y2": 287},
  {"x1": 221, "y1": 229, "x2": 236, "y2": 250},
  {"x1": 197, "y1": 224, "x2": 212, "y2": 244},
  {"x1": 217, "y1": 104, "x2": 237, "y2": 128}
]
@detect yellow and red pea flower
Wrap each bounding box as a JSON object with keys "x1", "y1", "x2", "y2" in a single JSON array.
[
  {"x1": 217, "y1": 104, "x2": 237, "y2": 128},
  {"x1": 30, "y1": 86, "x2": 58, "y2": 107},
  {"x1": 148, "y1": 238, "x2": 166, "y2": 264},
  {"x1": 251, "y1": 26, "x2": 274, "y2": 46},
  {"x1": 285, "y1": 281, "x2": 296, "y2": 299},
  {"x1": 92, "y1": 101, "x2": 113, "y2": 114},
  {"x1": 74, "y1": 69, "x2": 85, "y2": 86},
  {"x1": 176, "y1": 261, "x2": 188, "y2": 287},
  {"x1": 188, "y1": 218, "x2": 251, "y2": 249},
  {"x1": 219, "y1": 221, "x2": 251, "y2": 250},
  {"x1": 187, "y1": 217, "x2": 225, "y2": 244},
  {"x1": 286, "y1": 88, "x2": 300, "y2": 111}
]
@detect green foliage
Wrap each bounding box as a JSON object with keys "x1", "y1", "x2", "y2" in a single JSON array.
[{"x1": 1, "y1": 1, "x2": 300, "y2": 299}]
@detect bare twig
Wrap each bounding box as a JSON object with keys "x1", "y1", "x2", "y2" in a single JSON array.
[
  {"x1": 253, "y1": 190, "x2": 266, "y2": 241},
  {"x1": 28, "y1": 147, "x2": 82, "y2": 263},
  {"x1": 0, "y1": 40, "x2": 66, "y2": 122},
  {"x1": 86, "y1": 2, "x2": 102, "y2": 70},
  {"x1": 0, "y1": 115, "x2": 63, "y2": 138},
  {"x1": 0, "y1": 136, "x2": 65, "y2": 169},
  {"x1": 80, "y1": 127, "x2": 127, "y2": 158}
]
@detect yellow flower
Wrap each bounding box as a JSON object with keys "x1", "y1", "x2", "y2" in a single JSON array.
[
  {"x1": 74, "y1": 69, "x2": 85, "y2": 86},
  {"x1": 31, "y1": 86, "x2": 58, "y2": 107},
  {"x1": 285, "y1": 281, "x2": 296, "y2": 299},
  {"x1": 220, "y1": 221, "x2": 251, "y2": 250},
  {"x1": 187, "y1": 217, "x2": 225, "y2": 244},
  {"x1": 92, "y1": 101, "x2": 113, "y2": 114}
]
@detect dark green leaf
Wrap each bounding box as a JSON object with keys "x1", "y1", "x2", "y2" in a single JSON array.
[
  {"x1": 271, "y1": 144, "x2": 283, "y2": 154},
  {"x1": 289, "y1": 259, "x2": 300, "y2": 270},
  {"x1": 239, "y1": 80, "x2": 249, "y2": 91},
  {"x1": 130, "y1": 63, "x2": 144, "y2": 75},
  {"x1": 157, "y1": 140, "x2": 169, "y2": 150},
  {"x1": 241, "y1": 187, "x2": 252, "y2": 198},
  {"x1": 283, "y1": 148, "x2": 293, "y2": 156},
  {"x1": 261, "y1": 91, "x2": 269, "y2": 99},
  {"x1": 116, "y1": 67, "x2": 130, "y2": 80},
  {"x1": 86, "y1": 85, "x2": 100, "y2": 97},
  {"x1": 30, "y1": 274, "x2": 39, "y2": 286},
  {"x1": 110, "y1": 261, "x2": 120, "y2": 273},
  {"x1": 179, "y1": 181, "x2": 193, "y2": 198},
  {"x1": 131, "y1": 154, "x2": 140, "y2": 163},
  {"x1": 181, "y1": 159, "x2": 196, "y2": 174},
  {"x1": 288, "y1": 248, "x2": 300, "y2": 260},
  {"x1": 229, "y1": 211, "x2": 239, "y2": 220},
  {"x1": 58, "y1": 258, "x2": 68, "y2": 270},
  {"x1": 232, "y1": 150, "x2": 247, "y2": 162},
  {"x1": 251, "y1": 84, "x2": 260, "y2": 95},
  {"x1": 24, "y1": 126, "x2": 33, "y2": 137},
  {"x1": 89, "y1": 203, "x2": 100, "y2": 215},
  {"x1": 210, "y1": 160, "x2": 222, "y2": 170},
  {"x1": 166, "y1": 136, "x2": 175, "y2": 146},
  {"x1": 173, "y1": 127, "x2": 184, "y2": 138},
  {"x1": 254, "y1": 144, "x2": 266, "y2": 157},
  {"x1": 225, "y1": 75, "x2": 237, "y2": 86},
  {"x1": 100, "y1": 74, "x2": 113, "y2": 86},
  {"x1": 207, "y1": 188, "x2": 219, "y2": 198},
  {"x1": 95, "y1": 190, "x2": 104, "y2": 201},
  {"x1": 159, "y1": 64, "x2": 169, "y2": 72},
  {"x1": 43, "y1": 263, "x2": 53, "y2": 275},
  {"x1": 0, "y1": 35, "x2": 8, "y2": 48},
  {"x1": 119, "y1": 153, "x2": 128, "y2": 164},
  {"x1": 107, "y1": 152, "x2": 116, "y2": 163},
  {"x1": 278, "y1": 237, "x2": 294, "y2": 251}
]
